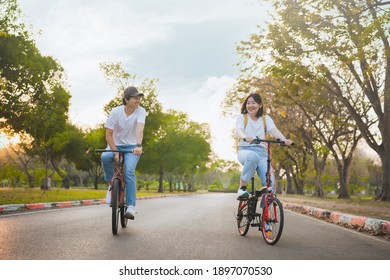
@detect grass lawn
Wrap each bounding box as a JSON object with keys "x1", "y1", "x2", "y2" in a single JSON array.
[{"x1": 0, "y1": 187, "x2": 187, "y2": 205}]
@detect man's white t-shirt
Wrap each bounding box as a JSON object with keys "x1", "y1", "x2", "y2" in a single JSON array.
[
  {"x1": 236, "y1": 114, "x2": 276, "y2": 147},
  {"x1": 105, "y1": 105, "x2": 146, "y2": 146}
]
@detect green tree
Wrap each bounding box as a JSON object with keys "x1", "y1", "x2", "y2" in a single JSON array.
[
  {"x1": 0, "y1": 161, "x2": 26, "y2": 187},
  {"x1": 1, "y1": 0, "x2": 72, "y2": 187},
  {"x1": 79, "y1": 126, "x2": 106, "y2": 189},
  {"x1": 99, "y1": 61, "x2": 164, "y2": 150},
  {"x1": 144, "y1": 110, "x2": 211, "y2": 192},
  {"x1": 49, "y1": 124, "x2": 89, "y2": 188},
  {"x1": 225, "y1": 0, "x2": 390, "y2": 200},
  {"x1": 99, "y1": 62, "x2": 212, "y2": 191},
  {"x1": 266, "y1": 0, "x2": 390, "y2": 200},
  {"x1": 1, "y1": 0, "x2": 67, "y2": 132},
  {"x1": 210, "y1": 159, "x2": 240, "y2": 189}
]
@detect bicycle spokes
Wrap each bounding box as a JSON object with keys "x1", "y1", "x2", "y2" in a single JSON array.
[
  {"x1": 261, "y1": 196, "x2": 284, "y2": 245},
  {"x1": 237, "y1": 201, "x2": 250, "y2": 236}
]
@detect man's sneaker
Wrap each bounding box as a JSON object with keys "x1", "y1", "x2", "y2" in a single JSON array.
[
  {"x1": 125, "y1": 205, "x2": 136, "y2": 220},
  {"x1": 237, "y1": 186, "x2": 249, "y2": 200}
]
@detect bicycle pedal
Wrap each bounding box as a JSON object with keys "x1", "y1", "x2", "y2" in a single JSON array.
[{"x1": 251, "y1": 223, "x2": 261, "y2": 227}]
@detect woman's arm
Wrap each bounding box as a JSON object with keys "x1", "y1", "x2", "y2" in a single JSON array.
[{"x1": 270, "y1": 127, "x2": 293, "y2": 146}]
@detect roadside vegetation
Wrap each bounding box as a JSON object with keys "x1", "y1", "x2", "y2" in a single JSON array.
[
  {"x1": 0, "y1": 187, "x2": 197, "y2": 205},
  {"x1": 1, "y1": 0, "x2": 389, "y2": 204}
]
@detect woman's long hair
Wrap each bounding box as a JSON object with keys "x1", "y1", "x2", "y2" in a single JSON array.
[{"x1": 240, "y1": 93, "x2": 263, "y2": 118}]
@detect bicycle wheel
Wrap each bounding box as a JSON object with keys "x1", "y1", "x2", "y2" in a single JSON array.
[
  {"x1": 120, "y1": 187, "x2": 128, "y2": 228},
  {"x1": 111, "y1": 179, "x2": 120, "y2": 235},
  {"x1": 120, "y1": 206, "x2": 128, "y2": 227},
  {"x1": 237, "y1": 200, "x2": 250, "y2": 236},
  {"x1": 261, "y1": 195, "x2": 284, "y2": 245}
]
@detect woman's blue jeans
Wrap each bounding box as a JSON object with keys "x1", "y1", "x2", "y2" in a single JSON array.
[
  {"x1": 237, "y1": 145, "x2": 275, "y2": 191},
  {"x1": 101, "y1": 145, "x2": 140, "y2": 206}
]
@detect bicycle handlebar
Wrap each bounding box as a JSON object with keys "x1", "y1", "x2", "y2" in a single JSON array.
[
  {"x1": 250, "y1": 137, "x2": 293, "y2": 146},
  {"x1": 95, "y1": 149, "x2": 134, "y2": 153},
  {"x1": 95, "y1": 149, "x2": 145, "y2": 156}
]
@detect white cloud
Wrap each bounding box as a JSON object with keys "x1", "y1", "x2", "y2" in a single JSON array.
[
  {"x1": 17, "y1": 0, "x2": 268, "y2": 160},
  {"x1": 159, "y1": 75, "x2": 238, "y2": 161}
]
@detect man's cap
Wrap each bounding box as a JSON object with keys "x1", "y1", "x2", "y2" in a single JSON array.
[{"x1": 123, "y1": 86, "x2": 144, "y2": 99}]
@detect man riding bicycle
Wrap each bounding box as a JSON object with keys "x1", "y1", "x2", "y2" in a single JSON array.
[{"x1": 101, "y1": 86, "x2": 146, "y2": 220}]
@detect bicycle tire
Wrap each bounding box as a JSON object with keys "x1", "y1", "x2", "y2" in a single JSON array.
[
  {"x1": 237, "y1": 200, "x2": 250, "y2": 236},
  {"x1": 261, "y1": 195, "x2": 284, "y2": 245},
  {"x1": 112, "y1": 179, "x2": 120, "y2": 235},
  {"x1": 120, "y1": 186, "x2": 128, "y2": 228},
  {"x1": 120, "y1": 206, "x2": 128, "y2": 227}
]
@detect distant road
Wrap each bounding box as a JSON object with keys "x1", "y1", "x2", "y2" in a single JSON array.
[{"x1": 0, "y1": 193, "x2": 389, "y2": 260}]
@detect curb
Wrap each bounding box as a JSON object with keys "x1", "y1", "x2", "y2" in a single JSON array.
[
  {"x1": 0, "y1": 196, "x2": 169, "y2": 214},
  {"x1": 283, "y1": 202, "x2": 390, "y2": 236}
]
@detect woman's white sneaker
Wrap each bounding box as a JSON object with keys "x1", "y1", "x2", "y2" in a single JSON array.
[{"x1": 237, "y1": 186, "x2": 249, "y2": 199}]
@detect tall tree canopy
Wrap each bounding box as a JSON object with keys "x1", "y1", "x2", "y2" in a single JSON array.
[
  {"x1": 225, "y1": 0, "x2": 390, "y2": 200},
  {"x1": 1, "y1": 0, "x2": 72, "y2": 186},
  {"x1": 100, "y1": 62, "x2": 212, "y2": 191}
]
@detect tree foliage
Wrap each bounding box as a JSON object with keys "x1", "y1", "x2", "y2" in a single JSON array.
[
  {"x1": 1, "y1": 0, "x2": 73, "y2": 187},
  {"x1": 225, "y1": 0, "x2": 390, "y2": 200},
  {"x1": 99, "y1": 62, "x2": 212, "y2": 192}
]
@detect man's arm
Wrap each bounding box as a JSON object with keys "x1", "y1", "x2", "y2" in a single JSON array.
[
  {"x1": 133, "y1": 122, "x2": 145, "y2": 155},
  {"x1": 106, "y1": 128, "x2": 119, "y2": 161}
]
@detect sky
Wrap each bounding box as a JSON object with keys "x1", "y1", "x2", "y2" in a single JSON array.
[{"x1": 13, "y1": 0, "x2": 272, "y2": 161}]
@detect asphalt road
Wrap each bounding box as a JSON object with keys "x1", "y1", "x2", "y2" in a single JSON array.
[{"x1": 0, "y1": 193, "x2": 389, "y2": 260}]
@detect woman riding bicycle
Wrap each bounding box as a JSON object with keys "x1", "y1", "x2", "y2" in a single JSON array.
[
  {"x1": 101, "y1": 86, "x2": 146, "y2": 220},
  {"x1": 236, "y1": 93, "x2": 292, "y2": 199}
]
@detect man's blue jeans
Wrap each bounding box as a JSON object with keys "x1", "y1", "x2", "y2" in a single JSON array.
[
  {"x1": 101, "y1": 145, "x2": 140, "y2": 206},
  {"x1": 237, "y1": 145, "x2": 275, "y2": 191}
]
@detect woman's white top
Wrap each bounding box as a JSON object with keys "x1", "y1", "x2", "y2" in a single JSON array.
[{"x1": 235, "y1": 114, "x2": 276, "y2": 147}]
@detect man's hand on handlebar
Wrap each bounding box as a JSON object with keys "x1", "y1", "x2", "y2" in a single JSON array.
[
  {"x1": 114, "y1": 152, "x2": 120, "y2": 162},
  {"x1": 132, "y1": 146, "x2": 143, "y2": 156}
]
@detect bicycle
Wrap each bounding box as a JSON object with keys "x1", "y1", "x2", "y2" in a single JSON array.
[
  {"x1": 236, "y1": 138, "x2": 288, "y2": 245},
  {"x1": 95, "y1": 149, "x2": 132, "y2": 235}
]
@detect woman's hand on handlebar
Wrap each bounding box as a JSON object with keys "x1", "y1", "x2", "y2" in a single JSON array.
[
  {"x1": 282, "y1": 139, "x2": 293, "y2": 146},
  {"x1": 243, "y1": 137, "x2": 254, "y2": 143}
]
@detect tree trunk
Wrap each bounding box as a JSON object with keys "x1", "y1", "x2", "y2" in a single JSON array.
[
  {"x1": 7, "y1": 148, "x2": 34, "y2": 187},
  {"x1": 377, "y1": 151, "x2": 390, "y2": 201},
  {"x1": 168, "y1": 174, "x2": 173, "y2": 192},
  {"x1": 291, "y1": 168, "x2": 304, "y2": 195},
  {"x1": 94, "y1": 175, "x2": 99, "y2": 190},
  {"x1": 335, "y1": 155, "x2": 353, "y2": 199},
  {"x1": 50, "y1": 158, "x2": 68, "y2": 186},
  {"x1": 158, "y1": 165, "x2": 164, "y2": 193},
  {"x1": 274, "y1": 167, "x2": 282, "y2": 194},
  {"x1": 285, "y1": 168, "x2": 294, "y2": 194},
  {"x1": 313, "y1": 155, "x2": 327, "y2": 198}
]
